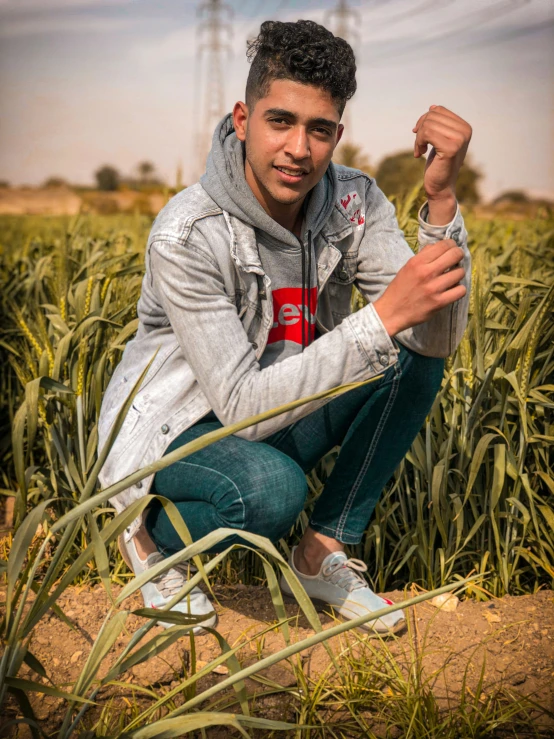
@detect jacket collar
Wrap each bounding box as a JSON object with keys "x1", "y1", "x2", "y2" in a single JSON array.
[{"x1": 225, "y1": 197, "x2": 354, "y2": 275}]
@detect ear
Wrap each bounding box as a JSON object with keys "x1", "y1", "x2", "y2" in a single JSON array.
[
  {"x1": 335, "y1": 123, "x2": 344, "y2": 148},
  {"x1": 233, "y1": 101, "x2": 249, "y2": 142}
]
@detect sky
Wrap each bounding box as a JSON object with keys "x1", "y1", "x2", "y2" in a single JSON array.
[{"x1": 0, "y1": 0, "x2": 553, "y2": 201}]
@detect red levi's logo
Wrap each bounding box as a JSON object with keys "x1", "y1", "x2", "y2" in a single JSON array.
[
  {"x1": 382, "y1": 597, "x2": 393, "y2": 606},
  {"x1": 268, "y1": 286, "x2": 318, "y2": 346}
]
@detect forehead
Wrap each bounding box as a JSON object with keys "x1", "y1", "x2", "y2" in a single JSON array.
[{"x1": 255, "y1": 78, "x2": 340, "y2": 121}]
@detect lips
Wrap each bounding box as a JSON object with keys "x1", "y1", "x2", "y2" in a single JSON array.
[{"x1": 274, "y1": 165, "x2": 308, "y2": 184}]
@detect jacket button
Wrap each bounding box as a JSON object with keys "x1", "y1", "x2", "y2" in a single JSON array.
[
  {"x1": 379, "y1": 354, "x2": 389, "y2": 366},
  {"x1": 161, "y1": 424, "x2": 169, "y2": 434},
  {"x1": 339, "y1": 268, "x2": 349, "y2": 280},
  {"x1": 251, "y1": 341, "x2": 258, "y2": 349},
  {"x1": 136, "y1": 480, "x2": 143, "y2": 489},
  {"x1": 449, "y1": 227, "x2": 461, "y2": 242}
]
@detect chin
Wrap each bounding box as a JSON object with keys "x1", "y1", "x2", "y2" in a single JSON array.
[{"x1": 269, "y1": 185, "x2": 307, "y2": 205}]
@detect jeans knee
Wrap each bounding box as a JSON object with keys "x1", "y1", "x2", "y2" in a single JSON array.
[{"x1": 244, "y1": 456, "x2": 308, "y2": 541}]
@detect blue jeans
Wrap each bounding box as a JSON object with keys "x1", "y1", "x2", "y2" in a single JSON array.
[{"x1": 145, "y1": 344, "x2": 444, "y2": 555}]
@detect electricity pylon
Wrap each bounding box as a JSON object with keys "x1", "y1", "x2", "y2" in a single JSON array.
[
  {"x1": 194, "y1": 0, "x2": 233, "y2": 180},
  {"x1": 326, "y1": 0, "x2": 359, "y2": 142}
]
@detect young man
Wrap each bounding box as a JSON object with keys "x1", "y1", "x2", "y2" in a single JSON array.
[{"x1": 98, "y1": 19, "x2": 472, "y2": 635}]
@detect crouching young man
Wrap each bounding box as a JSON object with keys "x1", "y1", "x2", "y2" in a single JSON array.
[{"x1": 97, "y1": 19, "x2": 472, "y2": 635}]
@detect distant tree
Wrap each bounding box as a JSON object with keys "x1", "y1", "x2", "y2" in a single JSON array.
[
  {"x1": 333, "y1": 142, "x2": 373, "y2": 175},
  {"x1": 374, "y1": 150, "x2": 424, "y2": 199},
  {"x1": 492, "y1": 190, "x2": 530, "y2": 205},
  {"x1": 95, "y1": 165, "x2": 120, "y2": 191},
  {"x1": 455, "y1": 156, "x2": 482, "y2": 205},
  {"x1": 137, "y1": 160, "x2": 156, "y2": 183},
  {"x1": 43, "y1": 176, "x2": 68, "y2": 188},
  {"x1": 175, "y1": 162, "x2": 183, "y2": 190},
  {"x1": 375, "y1": 150, "x2": 482, "y2": 204},
  {"x1": 0, "y1": 180, "x2": 10, "y2": 188}
]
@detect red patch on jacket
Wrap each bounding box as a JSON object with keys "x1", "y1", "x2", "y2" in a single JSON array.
[{"x1": 340, "y1": 190, "x2": 365, "y2": 226}]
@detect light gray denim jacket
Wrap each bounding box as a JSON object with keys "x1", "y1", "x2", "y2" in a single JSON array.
[{"x1": 98, "y1": 115, "x2": 471, "y2": 541}]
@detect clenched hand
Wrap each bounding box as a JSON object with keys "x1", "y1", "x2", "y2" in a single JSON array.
[{"x1": 413, "y1": 104, "x2": 472, "y2": 204}]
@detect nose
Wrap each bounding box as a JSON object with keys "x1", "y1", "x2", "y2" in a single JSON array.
[{"x1": 284, "y1": 126, "x2": 310, "y2": 161}]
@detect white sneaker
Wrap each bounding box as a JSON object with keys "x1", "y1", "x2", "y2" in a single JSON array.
[
  {"x1": 280, "y1": 545, "x2": 406, "y2": 635},
  {"x1": 118, "y1": 532, "x2": 217, "y2": 633}
]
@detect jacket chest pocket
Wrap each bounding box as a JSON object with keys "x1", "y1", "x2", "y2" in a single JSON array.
[
  {"x1": 235, "y1": 290, "x2": 263, "y2": 343},
  {"x1": 326, "y1": 255, "x2": 357, "y2": 318}
]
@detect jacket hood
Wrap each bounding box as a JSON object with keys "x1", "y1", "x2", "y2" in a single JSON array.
[{"x1": 200, "y1": 113, "x2": 338, "y2": 247}]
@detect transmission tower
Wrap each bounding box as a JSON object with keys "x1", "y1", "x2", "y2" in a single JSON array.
[
  {"x1": 326, "y1": 0, "x2": 359, "y2": 142},
  {"x1": 194, "y1": 0, "x2": 232, "y2": 179}
]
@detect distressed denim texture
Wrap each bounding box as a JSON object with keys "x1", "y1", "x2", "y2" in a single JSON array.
[
  {"x1": 144, "y1": 343, "x2": 444, "y2": 554},
  {"x1": 97, "y1": 164, "x2": 470, "y2": 543}
]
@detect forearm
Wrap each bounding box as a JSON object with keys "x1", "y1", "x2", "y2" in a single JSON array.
[{"x1": 426, "y1": 191, "x2": 457, "y2": 226}]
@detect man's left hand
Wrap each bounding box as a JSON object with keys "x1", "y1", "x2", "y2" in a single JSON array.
[{"x1": 412, "y1": 105, "x2": 472, "y2": 203}]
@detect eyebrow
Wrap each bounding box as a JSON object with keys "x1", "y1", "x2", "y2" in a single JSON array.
[{"x1": 264, "y1": 108, "x2": 338, "y2": 131}]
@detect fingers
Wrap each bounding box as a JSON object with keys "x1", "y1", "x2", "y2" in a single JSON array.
[
  {"x1": 413, "y1": 105, "x2": 472, "y2": 157},
  {"x1": 427, "y1": 105, "x2": 463, "y2": 124},
  {"x1": 412, "y1": 112, "x2": 426, "y2": 133},
  {"x1": 429, "y1": 246, "x2": 465, "y2": 277},
  {"x1": 435, "y1": 247, "x2": 465, "y2": 273},
  {"x1": 432, "y1": 266, "x2": 466, "y2": 293},
  {"x1": 414, "y1": 105, "x2": 469, "y2": 132},
  {"x1": 433, "y1": 282, "x2": 467, "y2": 308},
  {"x1": 417, "y1": 239, "x2": 461, "y2": 263},
  {"x1": 414, "y1": 119, "x2": 468, "y2": 159}
]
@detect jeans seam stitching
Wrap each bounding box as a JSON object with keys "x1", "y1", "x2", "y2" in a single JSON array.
[
  {"x1": 174, "y1": 459, "x2": 246, "y2": 529},
  {"x1": 309, "y1": 520, "x2": 359, "y2": 542},
  {"x1": 335, "y1": 360, "x2": 403, "y2": 539}
]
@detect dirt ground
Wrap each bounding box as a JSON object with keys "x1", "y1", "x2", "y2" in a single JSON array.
[{"x1": 2, "y1": 583, "x2": 553, "y2": 737}]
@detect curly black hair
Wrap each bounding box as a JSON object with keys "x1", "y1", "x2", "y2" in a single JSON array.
[{"x1": 245, "y1": 20, "x2": 356, "y2": 117}]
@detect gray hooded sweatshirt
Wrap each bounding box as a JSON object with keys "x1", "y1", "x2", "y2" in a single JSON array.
[{"x1": 201, "y1": 113, "x2": 336, "y2": 367}]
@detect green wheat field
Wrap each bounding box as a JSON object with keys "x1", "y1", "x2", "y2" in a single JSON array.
[{"x1": 0, "y1": 191, "x2": 553, "y2": 737}]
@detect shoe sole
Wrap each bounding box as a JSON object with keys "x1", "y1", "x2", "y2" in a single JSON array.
[
  {"x1": 119, "y1": 533, "x2": 217, "y2": 634},
  {"x1": 282, "y1": 592, "x2": 406, "y2": 635}
]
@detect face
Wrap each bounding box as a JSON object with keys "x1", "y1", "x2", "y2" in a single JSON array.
[{"x1": 233, "y1": 79, "x2": 344, "y2": 216}]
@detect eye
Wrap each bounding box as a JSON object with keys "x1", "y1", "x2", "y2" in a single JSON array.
[
  {"x1": 270, "y1": 117, "x2": 289, "y2": 125},
  {"x1": 313, "y1": 127, "x2": 332, "y2": 136}
]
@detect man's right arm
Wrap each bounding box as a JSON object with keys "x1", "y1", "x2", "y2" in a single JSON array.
[{"x1": 148, "y1": 232, "x2": 399, "y2": 442}]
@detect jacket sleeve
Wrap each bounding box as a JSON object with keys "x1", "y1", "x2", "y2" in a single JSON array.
[
  {"x1": 148, "y1": 234, "x2": 398, "y2": 441},
  {"x1": 355, "y1": 179, "x2": 471, "y2": 358}
]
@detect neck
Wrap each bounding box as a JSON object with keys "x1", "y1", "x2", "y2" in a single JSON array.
[{"x1": 244, "y1": 159, "x2": 305, "y2": 238}]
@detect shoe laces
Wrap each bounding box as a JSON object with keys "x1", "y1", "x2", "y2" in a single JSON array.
[
  {"x1": 321, "y1": 557, "x2": 369, "y2": 592},
  {"x1": 148, "y1": 553, "x2": 198, "y2": 599}
]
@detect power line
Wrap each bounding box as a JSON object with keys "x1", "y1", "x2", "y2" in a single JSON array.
[
  {"x1": 362, "y1": 0, "x2": 533, "y2": 65},
  {"x1": 195, "y1": 0, "x2": 233, "y2": 179},
  {"x1": 326, "y1": 0, "x2": 359, "y2": 141}
]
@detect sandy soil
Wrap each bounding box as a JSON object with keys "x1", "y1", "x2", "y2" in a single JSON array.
[{"x1": 1, "y1": 583, "x2": 553, "y2": 737}]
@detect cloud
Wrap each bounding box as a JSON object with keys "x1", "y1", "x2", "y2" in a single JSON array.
[
  {"x1": 0, "y1": 0, "x2": 134, "y2": 13},
  {"x1": 0, "y1": 13, "x2": 147, "y2": 37}
]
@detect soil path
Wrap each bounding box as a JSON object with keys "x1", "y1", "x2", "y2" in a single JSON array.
[{"x1": 2, "y1": 584, "x2": 553, "y2": 736}]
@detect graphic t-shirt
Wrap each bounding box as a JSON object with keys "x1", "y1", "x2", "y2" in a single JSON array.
[{"x1": 256, "y1": 229, "x2": 320, "y2": 370}]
